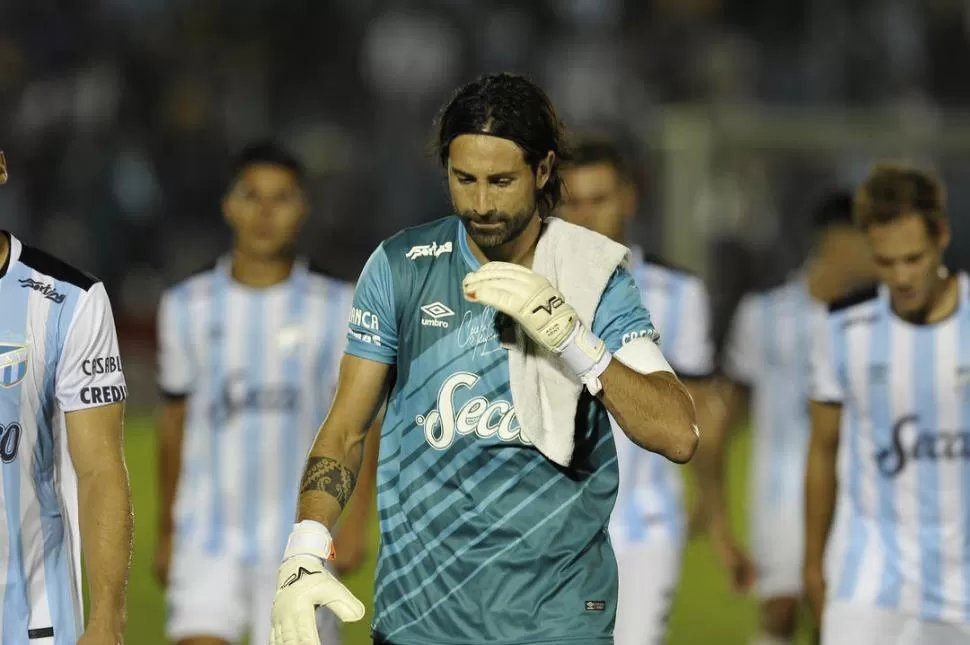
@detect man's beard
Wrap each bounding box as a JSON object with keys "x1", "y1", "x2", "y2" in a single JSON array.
[{"x1": 458, "y1": 199, "x2": 537, "y2": 249}]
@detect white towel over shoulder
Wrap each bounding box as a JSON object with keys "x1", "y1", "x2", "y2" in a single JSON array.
[{"x1": 506, "y1": 217, "x2": 631, "y2": 467}]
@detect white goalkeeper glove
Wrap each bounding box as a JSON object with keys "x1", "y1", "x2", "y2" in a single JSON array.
[
  {"x1": 270, "y1": 520, "x2": 365, "y2": 645},
  {"x1": 462, "y1": 262, "x2": 612, "y2": 394}
]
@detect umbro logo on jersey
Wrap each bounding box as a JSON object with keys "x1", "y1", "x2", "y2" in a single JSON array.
[
  {"x1": 421, "y1": 302, "x2": 455, "y2": 329},
  {"x1": 405, "y1": 241, "x2": 452, "y2": 260},
  {"x1": 281, "y1": 566, "x2": 320, "y2": 589},
  {"x1": 17, "y1": 278, "x2": 65, "y2": 304},
  {"x1": 0, "y1": 343, "x2": 28, "y2": 388}
]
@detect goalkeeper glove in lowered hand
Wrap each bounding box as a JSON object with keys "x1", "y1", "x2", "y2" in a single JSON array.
[
  {"x1": 462, "y1": 262, "x2": 612, "y2": 394},
  {"x1": 270, "y1": 520, "x2": 365, "y2": 645}
]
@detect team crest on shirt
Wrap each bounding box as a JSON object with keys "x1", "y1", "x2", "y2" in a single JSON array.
[
  {"x1": 0, "y1": 343, "x2": 28, "y2": 388},
  {"x1": 277, "y1": 325, "x2": 303, "y2": 352}
]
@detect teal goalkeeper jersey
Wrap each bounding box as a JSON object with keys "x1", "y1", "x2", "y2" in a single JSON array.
[{"x1": 345, "y1": 216, "x2": 657, "y2": 645}]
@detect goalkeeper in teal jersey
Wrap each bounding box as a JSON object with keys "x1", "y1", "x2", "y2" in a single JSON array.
[{"x1": 269, "y1": 73, "x2": 700, "y2": 645}]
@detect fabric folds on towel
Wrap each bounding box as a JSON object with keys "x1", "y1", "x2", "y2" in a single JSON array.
[{"x1": 503, "y1": 217, "x2": 631, "y2": 467}]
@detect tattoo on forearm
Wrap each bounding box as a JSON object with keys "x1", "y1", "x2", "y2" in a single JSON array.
[{"x1": 300, "y1": 457, "x2": 357, "y2": 508}]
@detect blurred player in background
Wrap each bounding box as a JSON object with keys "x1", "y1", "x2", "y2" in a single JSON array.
[
  {"x1": 558, "y1": 135, "x2": 749, "y2": 645},
  {"x1": 153, "y1": 141, "x2": 378, "y2": 645},
  {"x1": 708, "y1": 192, "x2": 874, "y2": 645},
  {"x1": 0, "y1": 152, "x2": 134, "y2": 643},
  {"x1": 806, "y1": 164, "x2": 970, "y2": 644},
  {"x1": 269, "y1": 72, "x2": 700, "y2": 645}
]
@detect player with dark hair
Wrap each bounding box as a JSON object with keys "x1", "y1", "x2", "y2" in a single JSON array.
[
  {"x1": 155, "y1": 141, "x2": 378, "y2": 645},
  {"x1": 806, "y1": 164, "x2": 970, "y2": 644},
  {"x1": 269, "y1": 72, "x2": 699, "y2": 645},
  {"x1": 0, "y1": 151, "x2": 134, "y2": 643},
  {"x1": 558, "y1": 134, "x2": 736, "y2": 645},
  {"x1": 707, "y1": 191, "x2": 875, "y2": 645}
]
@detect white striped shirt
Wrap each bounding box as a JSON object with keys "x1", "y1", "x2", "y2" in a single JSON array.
[
  {"x1": 0, "y1": 233, "x2": 127, "y2": 644},
  {"x1": 724, "y1": 276, "x2": 823, "y2": 519},
  {"x1": 609, "y1": 247, "x2": 714, "y2": 547},
  {"x1": 812, "y1": 273, "x2": 970, "y2": 623},
  {"x1": 157, "y1": 256, "x2": 354, "y2": 563}
]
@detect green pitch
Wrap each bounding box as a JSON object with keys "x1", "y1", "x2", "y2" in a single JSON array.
[{"x1": 119, "y1": 417, "x2": 814, "y2": 645}]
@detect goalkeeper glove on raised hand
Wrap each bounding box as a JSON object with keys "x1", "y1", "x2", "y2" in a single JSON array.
[
  {"x1": 462, "y1": 262, "x2": 612, "y2": 394},
  {"x1": 270, "y1": 520, "x2": 365, "y2": 645}
]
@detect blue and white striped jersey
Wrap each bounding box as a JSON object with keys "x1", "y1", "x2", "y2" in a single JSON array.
[
  {"x1": 609, "y1": 247, "x2": 715, "y2": 548},
  {"x1": 811, "y1": 273, "x2": 970, "y2": 623},
  {"x1": 724, "y1": 276, "x2": 823, "y2": 521},
  {"x1": 157, "y1": 256, "x2": 354, "y2": 564},
  {"x1": 0, "y1": 232, "x2": 127, "y2": 644}
]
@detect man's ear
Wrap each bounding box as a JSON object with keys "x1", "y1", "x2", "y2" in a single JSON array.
[{"x1": 536, "y1": 151, "x2": 555, "y2": 190}]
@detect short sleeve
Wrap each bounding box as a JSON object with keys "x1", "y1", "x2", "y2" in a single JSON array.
[
  {"x1": 55, "y1": 282, "x2": 128, "y2": 412},
  {"x1": 664, "y1": 277, "x2": 715, "y2": 378},
  {"x1": 321, "y1": 280, "x2": 355, "y2": 398},
  {"x1": 591, "y1": 268, "x2": 659, "y2": 354},
  {"x1": 810, "y1": 308, "x2": 844, "y2": 404},
  {"x1": 722, "y1": 294, "x2": 760, "y2": 384},
  {"x1": 157, "y1": 287, "x2": 194, "y2": 397},
  {"x1": 345, "y1": 245, "x2": 398, "y2": 364}
]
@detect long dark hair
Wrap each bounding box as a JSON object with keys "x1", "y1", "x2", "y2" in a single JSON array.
[{"x1": 431, "y1": 72, "x2": 571, "y2": 217}]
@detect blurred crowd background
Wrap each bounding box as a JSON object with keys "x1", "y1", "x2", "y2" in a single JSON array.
[
  {"x1": 7, "y1": 1, "x2": 970, "y2": 642},
  {"x1": 6, "y1": 0, "x2": 970, "y2": 363}
]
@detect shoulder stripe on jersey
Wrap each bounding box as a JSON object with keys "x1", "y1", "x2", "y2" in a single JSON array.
[
  {"x1": 17, "y1": 245, "x2": 97, "y2": 291},
  {"x1": 829, "y1": 285, "x2": 879, "y2": 313}
]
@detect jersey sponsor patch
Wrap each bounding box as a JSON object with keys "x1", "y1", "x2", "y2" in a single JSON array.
[
  {"x1": 415, "y1": 371, "x2": 529, "y2": 449},
  {"x1": 81, "y1": 355, "x2": 123, "y2": 377},
  {"x1": 405, "y1": 241, "x2": 452, "y2": 260},
  {"x1": 79, "y1": 384, "x2": 128, "y2": 405},
  {"x1": 17, "y1": 277, "x2": 66, "y2": 303}
]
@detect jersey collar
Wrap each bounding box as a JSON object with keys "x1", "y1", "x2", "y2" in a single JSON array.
[
  {"x1": 878, "y1": 270, "x2": 969, "y2": 324},
  {"x1": 457, "y1": 218, "x2": 481, "y2": 270},
  {"x1": 216, "y1": 253, "x2": 309, "y2": 288}
]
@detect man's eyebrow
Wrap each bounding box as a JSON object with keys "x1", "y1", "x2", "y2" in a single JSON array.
[{"x1": 451, "y1": 167, "x2": 518, "y2": 179}]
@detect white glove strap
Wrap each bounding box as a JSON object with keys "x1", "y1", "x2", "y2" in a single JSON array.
[
  {"x1": 283, "y1": 520, "x2": 335, "y2": 562},
  {"x1": 557, "y1": 321, "x2": 612, "y2": 394}
]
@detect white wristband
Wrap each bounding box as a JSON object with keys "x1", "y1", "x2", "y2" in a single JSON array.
[
  {"x1": 557, "y1": 321, "x2": 612, "y2": 389},
  {"x1": 283, "y1": 520, "x2": 335, "y2": 562}
]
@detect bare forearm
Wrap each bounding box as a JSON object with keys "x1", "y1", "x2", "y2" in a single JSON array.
[
  {"x1": 600, "y1": 365, "x2": 699, "y2": 463},
  {"x1": 78, "y1": 465, "x2": 133, "y2": 631},
  {"x1": 804, "y1": 444, "x2": 837, "y2": 567},
  {"x1": 337, "y1": 421, "x2": 380, "y2": 532},
  {"x1": 157, "y1": 405, "x2": 185, "y2": 536},
  {"x1": 691, "y1": 406, "x2": 728, "y2": 527},
  {"x1": 297, "y1": 425, "x2": 368, "y2": 529},
  {"x1": 694, "y1": 382, "x2": 744, "y2": 528}
]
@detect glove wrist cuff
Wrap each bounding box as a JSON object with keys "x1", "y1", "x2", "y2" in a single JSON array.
[
  {"x1": 283, "y1": 519, "x2": 335, "y2": 562},
  {"x1": 558, "y1": 320, "x2": 612, "y2": 389}
]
